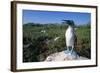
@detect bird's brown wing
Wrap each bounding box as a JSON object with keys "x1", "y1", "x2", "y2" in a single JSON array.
[{"x1": 74, "y1": 34, "x2": 77, "y2": 49}]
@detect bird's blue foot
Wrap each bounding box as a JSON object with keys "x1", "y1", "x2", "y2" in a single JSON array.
[
  {"x1": 64, "y1": 48, "x2": 70, "y2": 54},
  {"x1": 71, "y1": 48, "x2": 74, "y2": 54}
]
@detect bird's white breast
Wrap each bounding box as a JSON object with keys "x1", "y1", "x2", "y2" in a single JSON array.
[{"x1": 65, "y1": 26, "x2": 75, "y2": 46}]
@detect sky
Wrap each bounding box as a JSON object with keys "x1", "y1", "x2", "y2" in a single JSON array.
[{"x1": 23, "y1": 10, "x2": 91, "y2": 25}]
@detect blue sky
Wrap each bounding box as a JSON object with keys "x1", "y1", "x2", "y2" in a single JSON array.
[{"x1": 23, "y1": 10, "x2": 91, "y2": 25}]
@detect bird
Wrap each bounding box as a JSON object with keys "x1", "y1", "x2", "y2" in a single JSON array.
[
  {"x1": 62, "y1": 20, "x2": 77, "y2": 55},
  {"x1": 41, "y1": 30, "x2": 46, "y2": 33},
  {"x1": 54, "y1": 37, "x2": 60, "y2": 41}
]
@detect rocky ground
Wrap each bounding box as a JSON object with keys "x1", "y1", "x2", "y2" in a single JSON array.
[{"x1": 45, "y1": 50, "x2": 89, "y2": 62}]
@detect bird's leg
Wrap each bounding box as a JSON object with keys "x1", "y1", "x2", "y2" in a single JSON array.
[
  {"x1": 71, "y1": 46, "x2": 74, "y2": 54},
  {"x1": 64, "y1": 46, "x2": 70, "y2": 54},
  {"x1": 67, "y1": 46, "x2": 70, "y2": 51}
]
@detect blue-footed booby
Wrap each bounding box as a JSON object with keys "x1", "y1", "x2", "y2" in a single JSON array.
[{"x1": 62, "y1": 20, "x2": 78, "y2": 59}]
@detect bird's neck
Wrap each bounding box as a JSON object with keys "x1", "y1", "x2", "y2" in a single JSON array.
[
  {"x1": 68, "y1": 25, "x2": 73, "y2": 29},
  {"x1": 67, "y1": 26, "x2": 75, "y2": 33}
]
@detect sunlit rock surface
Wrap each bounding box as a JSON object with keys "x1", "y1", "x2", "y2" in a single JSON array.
[{"x1": 45, "y1": 50, "x2": 88, "y2": 62}]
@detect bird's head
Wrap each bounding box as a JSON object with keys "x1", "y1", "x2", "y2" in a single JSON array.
[{"x1": 62, "y1": 20, "x2": 75, "y2": 27}]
